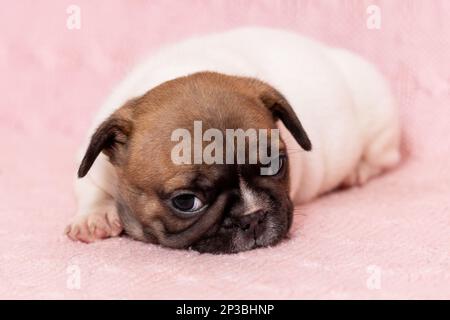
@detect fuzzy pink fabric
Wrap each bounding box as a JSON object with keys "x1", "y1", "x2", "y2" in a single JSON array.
[{"x1": 0, "y1": 0, "x2": 449, "y2": 299}]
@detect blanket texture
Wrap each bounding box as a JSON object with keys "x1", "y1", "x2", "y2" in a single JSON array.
[{"x1": 0, "y1": 0, "x2": 449, "y2": 299}]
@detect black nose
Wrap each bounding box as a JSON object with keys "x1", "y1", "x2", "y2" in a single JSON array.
[{"x1": 236, "y1": 210, "x2": 266, "y2": 235}]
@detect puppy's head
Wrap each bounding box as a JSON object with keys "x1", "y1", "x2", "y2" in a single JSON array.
[{"x1": 78, "y1": 72, "x2": 311, "y2": 253}]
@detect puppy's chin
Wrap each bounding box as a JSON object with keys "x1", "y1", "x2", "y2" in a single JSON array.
[{"x1": 190, "y1": 210, "x2": 292, "y2": 254}]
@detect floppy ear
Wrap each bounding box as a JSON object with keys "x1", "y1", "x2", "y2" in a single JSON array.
[
  {"x1": 78, "y1": 116, "x2": 132, "y2": 178},
  {"x1": 259, "y1": 87, "x2": 312, "y2": 151}
]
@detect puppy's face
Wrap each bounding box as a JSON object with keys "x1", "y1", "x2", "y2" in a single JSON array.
[{"x1": 78, "y1": 72, "x2": 311, "y2": 254}]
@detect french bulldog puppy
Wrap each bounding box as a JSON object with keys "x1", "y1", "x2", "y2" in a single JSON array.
[{"x1": 65, "y1": 27, "x2": 400, "y2": 253}]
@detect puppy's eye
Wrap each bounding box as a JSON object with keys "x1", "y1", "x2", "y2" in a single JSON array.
[
  {"x1": 261, "y1": 154, "x2": 287, "y2": 176},
  {"x1": 277, "y1": 155, "x2": 286, "y2": 174},
  {"x1": 171, "y1": 193, "x2": 205, "y2": 214}
]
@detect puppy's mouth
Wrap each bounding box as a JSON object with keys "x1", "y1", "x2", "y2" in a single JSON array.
[{"x1": 190, "y1": 210, "x2": 290, "y2": 254}]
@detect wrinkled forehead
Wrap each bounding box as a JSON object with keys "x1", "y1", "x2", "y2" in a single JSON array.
[
  {"x1": 161, "y1": 164, "x2": 235, "y2": 195},
  {"x1": 145, "y1": 93, "x2": 284, "y2": 137},
  {"x1": 125, "y1": 92, "x2": 285, "y2": 186},
  {"x1": 158, "y1": 159, "x2": 283, "y2": 197}
]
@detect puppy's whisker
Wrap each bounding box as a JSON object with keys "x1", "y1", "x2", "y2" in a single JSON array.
[{"x1": 293, "y1": 213, "x2": 307, "y2": 216}]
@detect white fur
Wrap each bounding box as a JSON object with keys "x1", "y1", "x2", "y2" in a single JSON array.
[{"x1": 68, "y1": 27, "x2": 400, "y2": 241}]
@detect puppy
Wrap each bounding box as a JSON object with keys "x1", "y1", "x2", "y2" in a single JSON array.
[{"x1": 66, "y1": 27, "x2": 400, "y2": 253}]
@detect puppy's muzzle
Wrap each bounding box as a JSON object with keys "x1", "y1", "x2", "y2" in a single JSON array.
[{"x1": 223, "y1": 210, "x2": 267, "y2": 239}]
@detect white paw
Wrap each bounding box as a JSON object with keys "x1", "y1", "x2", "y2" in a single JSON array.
[{"x1": 65, "y1": 206, "x2": 123, "y2": 243}]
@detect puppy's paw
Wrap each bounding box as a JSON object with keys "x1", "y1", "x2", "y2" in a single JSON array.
[{"x1": 65, "y1": 208, "x2": 123, "y2": 243}]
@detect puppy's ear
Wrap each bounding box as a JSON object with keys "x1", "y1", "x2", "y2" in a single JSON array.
[
  {"x1": 259, "y1": 87, "x2": 312, "y2": 151},
  {"x1": 78, "y1": 116, "x2": 132, "y2": 178}
]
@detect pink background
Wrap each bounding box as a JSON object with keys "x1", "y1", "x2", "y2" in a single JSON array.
[{"x1": 0, "y1": 0, "x2": 449, "y2": 299}]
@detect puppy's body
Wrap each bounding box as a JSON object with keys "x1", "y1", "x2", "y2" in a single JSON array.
[{"x1": 68, "y1": 27, "x2": 400, "y2": 250}]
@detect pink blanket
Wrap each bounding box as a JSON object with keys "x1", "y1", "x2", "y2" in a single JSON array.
[{"x1": 0, "y1": 0, "x2": 449, "y2": 299}]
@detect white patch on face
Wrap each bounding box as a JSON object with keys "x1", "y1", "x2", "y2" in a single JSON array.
[{"x1": 239, "y1": 178, "x2": 262, "y2": 215}]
